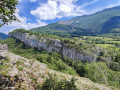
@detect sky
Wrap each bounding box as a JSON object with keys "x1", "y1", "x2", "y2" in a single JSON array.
[{"x1": 0, "y1": 0, "x2": 120, "y2": 34}]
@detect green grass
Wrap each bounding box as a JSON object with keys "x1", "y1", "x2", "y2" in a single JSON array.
[
  {"x1": 96, "y1": 44, "x2": 115, "y2": 48},
  {"x1": 0, "y1": 57, "x2": 10, "y2": 75},
  {"x1": 79, "y1": 35, "x2": 120, "y2": 53},
  {"x1": 18, "y1": 67, "x2": 23, "y2": 71},
  {"x1": 110, "y1": 41, "x2": 120, "y2": 43}
]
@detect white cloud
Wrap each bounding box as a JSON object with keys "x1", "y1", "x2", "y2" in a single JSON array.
[
  {"x1": 87, "y1": 0, "x2": 120, "y2": 15},
  {"x1": 31, "y1": 0, "x2": 58, "y2": 20},
  {"x1": 30, "y1": 0, "x2": 88, "y2": 20},
  {"x1": 9, "y1": 9, "x2": 47, "y2": 29},
  {"x1": 18, "y1": 0, "x2": 23, "y2": 2},
  {"x1": 106, "y1": 2, "x2": 120, "y2": 8},
  {"x1": 18, "y1": 0, "x2": 38, "y2": 3},
  {"x1": 79, "y1": 0, "x2": 99, "y2": 9},
  {"x1": 0, "y1": 8, "x2": 47, "y2": 34},
  {"x1": 75, "y1": 0, "x2": 99, "y2": 15},
  {"x1": 30, "y1": 0, "x2": 37, "y2": 2},
  {"x1": 30, "y1": 0, "x2": 101, "y2": 20}
]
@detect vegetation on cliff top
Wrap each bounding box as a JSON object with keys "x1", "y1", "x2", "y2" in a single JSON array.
[{"x1": 9, "y1": 29, "x2": 98, "y2": 53}]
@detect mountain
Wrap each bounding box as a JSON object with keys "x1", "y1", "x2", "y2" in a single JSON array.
[
  {"x1": 0, "y1": 32, "x2": 8, "y2": 40},
  {"x1": 30, "y1": 6, "x2": 120, "y2": 37}
]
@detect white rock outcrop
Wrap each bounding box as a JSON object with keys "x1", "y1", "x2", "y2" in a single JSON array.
[
  {"x1": 0, "y1": 44, "x2": 8, "y2": 52},
  {"x1": 9, "y1": 32, "x2": 97, "y2": 62}
]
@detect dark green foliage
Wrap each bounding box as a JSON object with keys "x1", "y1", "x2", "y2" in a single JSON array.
[
  {"x1": 83, "y1": 62, "x2": 120, "y2": 87},
  {"x1": 99, "y1": 33, "x2": 120, "y2": 40},
  {"x1": 102, "y1": 16, "x2": 120, "y2": 33},
  {"x1": 99, "y1": 51, "x2": 105, "y2": 56},
  {"x1": 0, "y1": 75, "x2": 22, "y2": 89},
  {"x1": 0, "y1": 0, "x2": 19, "y2": 27},
  {"x1": 30, "y1": 23, "x2": 92, "y2": 38},
  {"x1": 41, "y1": 75, "x2": 78, "y2": 90},
  {"x1": 63, "y1": 57, "x2": 120, "y2": 88},
  {"x1": 115, "y1": 54, "x2": 120, "y2": 63},
  {"x1": 109, "y1": 62, "x2": 120, "y2": 71},
  {"x1": 11, "y1": 29, "x2": 29, "y2": 34},
  {"x1": 10, "y1": 29, "x2": 62, "y2": 40}
]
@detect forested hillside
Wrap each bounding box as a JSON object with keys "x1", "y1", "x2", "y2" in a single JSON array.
[{"x1": 30, "y1": 6, "x2": 120, "y2": 37}]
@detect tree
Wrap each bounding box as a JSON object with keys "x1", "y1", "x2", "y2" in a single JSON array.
[
  {"x1": 0, "y1": 0, "x2": 19, "y2": 27},
  {"x1": 109, "y1": 62, "x2": 120, "y2": 71}
]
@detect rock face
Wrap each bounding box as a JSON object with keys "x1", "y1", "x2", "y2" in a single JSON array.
[
  {"x1": 9, "y1": 32, "x2": 97, "y2": 62},
  {"x1": 0, "y1": 44, "x2": 8, "y2": 52},
  {"x1": 0, "y1": 44, "x2": 8, "y2": 58}
]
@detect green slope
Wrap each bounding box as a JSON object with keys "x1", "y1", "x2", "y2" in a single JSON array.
[
  {"x1": 30, "y1": 6, "x2": 120, "y2": 36},
  {"x1": 66, "y1": 6, "x2": 120, "y2": 33}
]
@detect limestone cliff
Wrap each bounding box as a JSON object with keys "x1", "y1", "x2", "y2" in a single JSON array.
[{"x1": 9, "y1": 31, "x2": 102, "y2": 62}]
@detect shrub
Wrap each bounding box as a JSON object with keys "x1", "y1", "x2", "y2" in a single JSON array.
[
  {"x1": 18, "y1": 67, "x2": 23, "y2": 71},
  {"x1": 109, "y1": 62, "x2": 120, "y2": 71},
  {"x1": 41, "y1": 75, "x2": 78, "y2": 90}
]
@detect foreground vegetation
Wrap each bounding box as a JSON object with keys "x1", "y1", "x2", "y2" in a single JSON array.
[
  {"x1": 63, "y1": 58, "x2": 120, "y2": 88},
  {"x1": 0, "y1": 52, "x2": 78, "y2": 90},
  {"x1": 41, "y1": 75, "x2": 78, "y2": 90},
  {"x1": 1, "y1": 37, "x2": 120, "y2": 88}
]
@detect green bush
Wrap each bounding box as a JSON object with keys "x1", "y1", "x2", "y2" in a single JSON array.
[
  {"x1": 62, "y1": 57, "x2": 120, "y2": 88},
  {"x1": 115, "y1": 54, "x2": 120, "y2": 63},
  {"x1": 109, "y1": 62, "x2": 120, "y2": 71},
  {"x1": 41, "y1": 75, "x2": 78, "y2": 90}
]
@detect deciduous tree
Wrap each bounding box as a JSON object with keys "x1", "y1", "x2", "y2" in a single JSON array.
[{"x1": 0, "y1": 0, "x2": 19, "y2": 27}]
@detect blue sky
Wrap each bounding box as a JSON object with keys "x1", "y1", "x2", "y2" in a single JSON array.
[{"x1": 1, "y1": 0, "x2": 120, "y2": 34}]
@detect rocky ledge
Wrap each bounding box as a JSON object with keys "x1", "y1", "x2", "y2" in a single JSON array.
[{"x1": 9, "y1": 31, "x2": 108, "y2": 62}]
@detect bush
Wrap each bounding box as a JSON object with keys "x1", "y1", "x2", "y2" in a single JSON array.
[
  {"x1": 115, "y1": 54, "x2": 120, "y2": 63},
  {"x1": 41, "y1": 75, "x2": 78, "y2": 90},
  {"x1": 109, "y1": 62, "x2": 120, "y2": 71},
  {"x1": 62, "y1": 57, "x2": 120, "y2": 88}
]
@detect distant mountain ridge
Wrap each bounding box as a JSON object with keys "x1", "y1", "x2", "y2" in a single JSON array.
[
  {"x1": 0, "y1": 33, "x2": 8, "y2": 40},
  {"x1": 30, "y1": 6, "x2": 120, "y2": 36}
]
